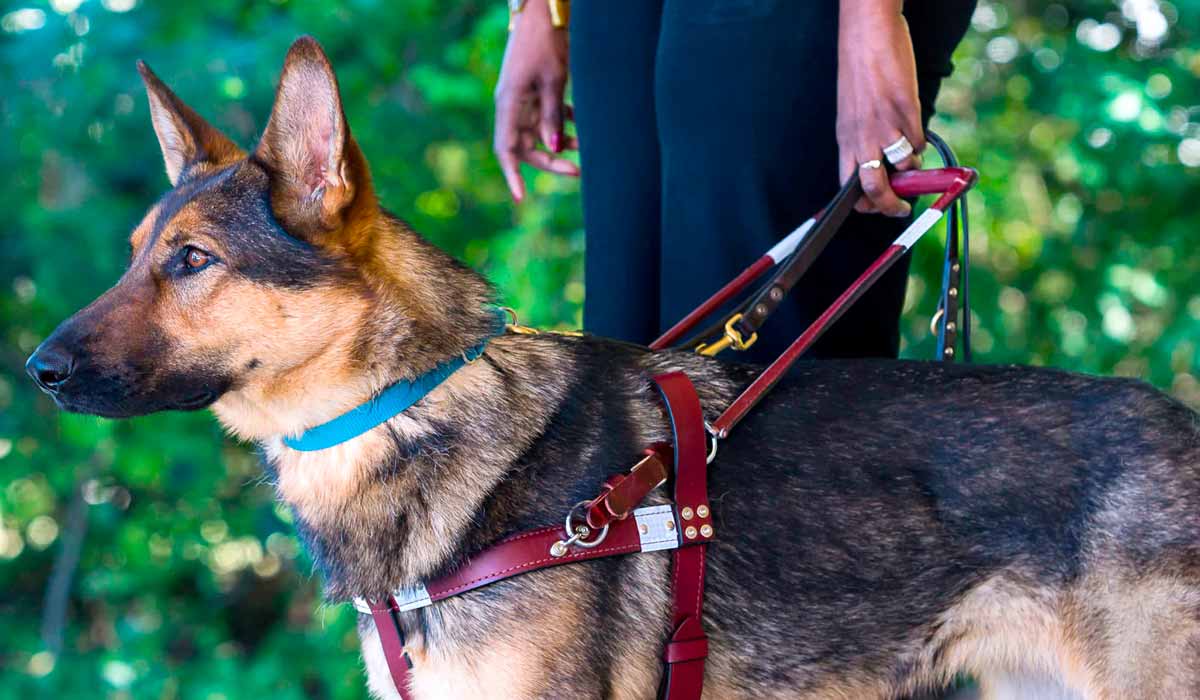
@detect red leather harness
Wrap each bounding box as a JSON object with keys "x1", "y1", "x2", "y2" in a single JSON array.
[
  {"x1": 363, "y1": 372, "x2": 713, "y2": 700},
  {"x1": 357, "y1": 166, "x2": 977, "y2": 699}
]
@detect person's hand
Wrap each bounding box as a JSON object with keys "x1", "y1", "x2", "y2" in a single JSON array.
[
  {"x1": 836, "y1": 1, "x2": 923, "y2": 217},
  {"x1": 493, "y1": 0, "x2": 578, "y2": 202}
]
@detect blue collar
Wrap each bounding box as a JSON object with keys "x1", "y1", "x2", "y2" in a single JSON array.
[{"x1": 283, "y1": 310, "x2": 507, "y2": 452}]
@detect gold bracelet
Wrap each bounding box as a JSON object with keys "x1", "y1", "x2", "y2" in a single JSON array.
[
  {"x1": 548, "y1": 0, "x2": 569, "y2": 28},
  {"x1": 509, "y1": 0, "x2": 570, "y2": 31}
]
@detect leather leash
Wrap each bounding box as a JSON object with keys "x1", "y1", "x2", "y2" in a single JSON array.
[
  {"x1": 651, "y1": 141, "x2": 974, "y2": 364},
  {"x1": 364, "y1": 372, "x2": 712, "y2": 700},
  {"x1": 708, "y1": 167, "x2": 977, "y2": 439},
  {"x1": 732, "y1": 172, "x2": 864, "y2": 343},
  {"x1": 928, "y1": 132, "x2": 971, "y2": 362}
]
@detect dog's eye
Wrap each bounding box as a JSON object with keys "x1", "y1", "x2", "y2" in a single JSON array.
[{"x1": 183, "y1": 246, "x2": 213, "y2": 272}]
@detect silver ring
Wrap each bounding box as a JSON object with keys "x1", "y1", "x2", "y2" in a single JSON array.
[
  {"x1": 552, "y1": 501, "x2": 609, "y2": 557},
  {"x1": 704, "y1": 420, "x2": 721, "y2": 464},
  {"x1": 883, "y1": 136, "x2": 914, "y2": 164},
  {"x1": 858, "y1": 159, "x2": 883, "y2": 170}
]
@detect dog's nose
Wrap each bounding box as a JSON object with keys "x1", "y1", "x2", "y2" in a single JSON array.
[{"x1": 26, "y1": 343, "x2": 76, "y2": 392}]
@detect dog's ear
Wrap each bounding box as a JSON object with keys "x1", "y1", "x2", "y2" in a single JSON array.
[
  {"x1": 137, "y1": 61, "x2": 244, "y2": 186},
  {"x1": 254, "y1": 36, "x2": 366, "y2": 238}
]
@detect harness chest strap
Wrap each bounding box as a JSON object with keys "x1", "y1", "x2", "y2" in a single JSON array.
[{"x1": 362, "y1": 372, "x2": 713, "y2": 700}]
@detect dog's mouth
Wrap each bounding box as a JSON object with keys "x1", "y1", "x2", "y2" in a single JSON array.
[
  {"x1": 51, "y1": 387, "x2": 220, "y2": 418},
  {"x1": 174, "y1": 390, "x2": 217, "y2": 411}
]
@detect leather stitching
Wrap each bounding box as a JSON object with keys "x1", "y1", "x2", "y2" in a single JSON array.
[{"x1": 434, "y1": 541, "x2": 642, "y2": 597}]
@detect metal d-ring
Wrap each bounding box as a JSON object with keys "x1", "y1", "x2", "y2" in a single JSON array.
[
  {"x1": 704, "y1": 420, "x2": 720, "y2": 464},
  {"x1": 929, "y1": 306, "x2": 945, "y2": 336},
  {"x1": 550, "y1": 500, "x2": 610, "y2": 557}
]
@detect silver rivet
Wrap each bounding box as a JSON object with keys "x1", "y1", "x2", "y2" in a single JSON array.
[
  {"x1": 948, "y1": 287, "x2": 958, "y2": 298},
  {"x1": 681, "y1": 507, "x2": 694, "y2": 521},
  {"x1": 639, "y1": 523, "x2": 649, "y2": 535},
  {"x1": 944, "y1": 347, "x2": 955, "y2": 358},
  {"x1": 550, "y1": 542, "x2": 568, "y2": 557},
  {"x1": 754, "y1": 304, "x2": 769, "y2": 316},
  {"x1": 946, "y1": 322, "x2": 956, "y2": 333},
  {"x1": 575, "y1": 525, "x2": 590, "y2": 538},
  {"x1": 951, "y1": 263, "x2": 961, "y2": 273},
  {"x1": 685, "y1": 526, "x2": 698, "y2": 539},
  {"x1": 696, "y1": 505, "x2": 709, "y2": 518},
  {"x1": 665, "y1": 520, "x2": 675, "y2": 532},
  {"x1": 700, "y1": 524, "x2": 713, "y2": 538},
  {"x1": 768, "y1": 287, "x2": 784, "y2": 302}
]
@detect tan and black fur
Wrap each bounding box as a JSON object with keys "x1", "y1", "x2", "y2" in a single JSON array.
[{"x1": 26, "y1": 38, "x2": 1200, "y2": 699}]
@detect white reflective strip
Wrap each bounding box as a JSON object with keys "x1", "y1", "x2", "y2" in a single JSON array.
[
  {"x1": 352, "y1": 585, "x2": 433, "y2": 614},
  {"x1": 894, "y1": 208, "x2": 943, "y2": 250},
  {"x1": 634, "y1": 504, "x2": 680, "y2": 552},
  {"x1": 392, "y1": 584, "x2": 433, "y2": 612},
  {"x1": 765, "y1": 218, "x2": 816, "y2": 263}
]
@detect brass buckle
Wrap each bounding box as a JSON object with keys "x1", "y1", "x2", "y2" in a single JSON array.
[
  {"x1": 696, "y1": 313, "x2": 758, "y2": 357},
  {"x1": 502, "y1": 306, "x2": 538, "y2": 335},
  {"x1": 501, "y1": 306, "x2": 584, "y2": 338}
]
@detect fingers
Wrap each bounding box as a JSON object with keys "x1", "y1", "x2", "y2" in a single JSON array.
[
  {"x1": 523, "y1": 148, "x2": 580, "y2": 176},
  {"x1": 496, "y1": 149, "x2": 526, "y2": 203},
  {"x1": 494, "y1": 88, "x2": 528, "y2": 201},
  {"x1": 899, "y1": 105, "x2": 926, "y2": 156},
  {"x1": 882, "y1": 103, "x2": 925, "y2": 172},
  {"x1": 499, "y1": 137, "x2": 580, "y2": 198},
  {"x1": 495, "y1": 92, "x2": 579, "y2": 202},
  {"x1": 846, "y1": 122, "x2": 926, "y2": 216},
  {"x1": 885, "y1": 131, "x2": 922, "y2": 172},
  {"x1": 537, "y1": 78, "x2": 566, "y2": 153},
  {"x1": 858, "y1": 161, "x2": 911, "y2": 218},
  {"x1": 839, "y1": 121, "x2": 904, "y2": 215},
  {"x1": 840, "y1": 150, "x2": 876, "y2": 215}
]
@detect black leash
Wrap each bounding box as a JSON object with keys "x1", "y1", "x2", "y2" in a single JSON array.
[{"x1": 927, "y1": 131, "x2": 971, "y2": 362}]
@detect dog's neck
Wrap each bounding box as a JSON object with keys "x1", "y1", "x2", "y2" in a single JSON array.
[
  {"x1": 260, "y1": 335, "x2": 574, "y2": 599},
  {"x1": 260, "y1": 354, "x2": 504, "y2": 539},
  {"x1": 211, "y1": 215, "x2": 550, "y2": 597}
]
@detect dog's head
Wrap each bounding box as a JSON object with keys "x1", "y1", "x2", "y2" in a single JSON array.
[{"x1": 25, "y1": 37, "x2": 489, "y2": 434}]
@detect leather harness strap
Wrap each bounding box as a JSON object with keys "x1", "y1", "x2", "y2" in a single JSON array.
[
  {"x1": 585, "y1": 448, "x2": 670, "y2": 529},
  {"x1": 365, "y1": 372, "x2": 711, "y2": 700},
  {"x1": 655, "y1": 372, "x2": 711, "y2": 699},
  {"x1": 368, "y1": 599, "x2": 414, "y2": 696}
]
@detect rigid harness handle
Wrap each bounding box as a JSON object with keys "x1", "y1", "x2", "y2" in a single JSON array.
[
  {"x1": 708, "y1": 166, "x2": 977, "y2": 439},
  {"x1": 650, "y1": 134, "x2": 974, "y2": 364},
  {"x1": 732, "y1": 167, "x2": 976, "y2": 346}
]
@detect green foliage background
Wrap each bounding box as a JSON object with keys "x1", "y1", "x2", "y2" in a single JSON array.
[{"x1": 1, "y1": 0, "x2": 1197, "y2": 697}]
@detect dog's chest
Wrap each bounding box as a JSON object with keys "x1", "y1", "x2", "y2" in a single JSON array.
[{"x1": 359, "y1": 613, "x2": 542, "y2": 700}]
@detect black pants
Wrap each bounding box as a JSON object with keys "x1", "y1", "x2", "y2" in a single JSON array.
[{"x1": 571, "y1": 0, "x2": 975, "y2": 363}]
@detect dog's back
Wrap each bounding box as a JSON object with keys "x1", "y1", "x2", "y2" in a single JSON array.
[
  {"x1": 460, "y1": 339, "x2": 1200, "y2": 699},
  {"x1": 677, "y1": 355, "x2": 1200, "y2": 698}
]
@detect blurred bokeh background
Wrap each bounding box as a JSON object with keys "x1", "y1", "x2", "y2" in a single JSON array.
[{"x1": 1, "y1": 0, "x2": 1197, "y2": 697}]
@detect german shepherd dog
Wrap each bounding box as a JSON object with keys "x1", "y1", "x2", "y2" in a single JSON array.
[{"x1": 26, "y1": 37, "x2": 1200, "y2": 700}]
